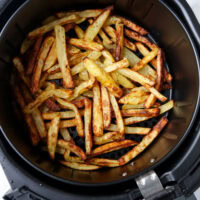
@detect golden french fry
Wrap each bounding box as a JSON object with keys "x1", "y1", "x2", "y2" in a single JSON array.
[
  {"x1": 46, "y1": 119, "x2": 77, "y2": 129},
  {"x1": 47, "y1": 114, "x2": 60, "y2": 159},
  {"x1": 84, "y1": 8, "x2": 112, "y2": 41},
  {"x1": 120, "y1": 108, "x2": 160, "y2": 117},
  {"x1": 60, "y1": 161, "x2": 100, "y2": 170},
  {"x1": 121, "y1": 102, "x2": 161, "y2": 109},
  {"x1": 60, "y1": 128, "x2": 74, "y2": 143},
  {"x1": 93, "y1": 132, "x2": 124, "y2": 145},
  {"x1": 87, "y1": 158, "x2": 120, "y2": 167},
  {"x1": 47, "y1": 64, "x2": 60, "y2": 74},
  {"x1": 93, "y1": 82, "x2": 103, "y2": 137},
  {"x1": 56, "y1": 98, "x2": 84, "y2": 137},
  {"x1": 71, "y1": 97, "x2": 86, "y2": 108},
  {"x1": 64, "y1": 153, "x2": 84, "y2": 163},
  {"x1": 57, "y1": 139, "x2": 86, "y2": 160},
  {"x1": 28, "y1": 14, "x2": 79, "y2": 39},
  {"x1": 104, "y1": 16, "x2": 121, "y2": 26},
  {"x1": 67, "y1": 45, "x2": 80, "y2": 55},
  {"x1": 69, "y1": 51, "x2": 89, "y2": 66},
  {"x1": 68, "y1": 38, "x2": 104, "y2": 51},
  {"x1": 79, "y1": 70, "x2": 89, "y2": 81},
  {"x1": 55, "y1": 25, "x2": 74, "y2": 88},
  {"x1": 124, "y1": 38, "x2": 137, "y2": 51},
  {"x1": 101, "y1": 86, "x2": 111, "y2": 129},
  {"x1": 91, "y1": 140, "x2": 138, "y2": 157},
  {"x1": 84, "y1": 98, "x2": 92, "y2": 154},
  {"x1": 99, "y1": 29, "x2": 112, "y2": 45},
  {"x1": 159, "y1": 100, "x2": 174, "y2": 114},
  {"x1": 20, "y1": 37, "x2": 34, "y2": 55},
  {"x1": 47, "y1": 72, "x2": 62, "y2": 80},
  {"x1": 124, "y1": 116, "x2": 151, "y2": 125},
  {"x1": 82, "y1": 90, "x2": 93, "y2": 98},
  {"x1": 74, "y1": 25, "x2": 85, "y2": 39},
  {"x1": 115, "y1": 23, "x2": 124, "y2": 61},
  {"x1": 106, "y1": 124, "x2": 151, "y2": 135},
  {"x1": 109, "y1": 92, "x2": 124, "y2": 135},
  {"x1": 84, "y1": 58, "x2": 123, "y2": 98},
  {"x1": 119, "y1": 117, "x2": 168, "y2": 165},
  {"x1": 103, "y1": 25, "x2": 116, "y2": 41}
]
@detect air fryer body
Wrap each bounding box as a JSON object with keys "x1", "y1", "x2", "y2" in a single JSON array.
[{"x1": 0, "y1": 0, "x2": 200, "y2": 199}]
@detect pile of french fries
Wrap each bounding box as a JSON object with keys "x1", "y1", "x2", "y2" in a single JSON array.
[{"x1": 12, "y1": 6, "x2": 174, "y2": 171}]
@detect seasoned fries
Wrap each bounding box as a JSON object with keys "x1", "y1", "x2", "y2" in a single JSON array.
[{"x1": 13, "y1": 6, "x2": 174, "y2": 170}]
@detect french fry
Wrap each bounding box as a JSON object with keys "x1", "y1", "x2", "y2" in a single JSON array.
[
  {"x1": 60, "y1": 128, "x2": 74, "y2": 143},
  {"x1": 159, "y1": 100, "x2": 174, "y2": 114},
  {"x1": 104, "y1": 16, "x2": 121, "y2": 26},
  {"x1": 120, "y1": 108, "x2": 160, "y2": 117},
  {"x1": 55, "y1": 98, "x2": 84, "y2": 137},
  {"x1": 124, "y1": 116, "x2": 151, "y2": 125},
  {"x1": 67, "y1": 45, "x2": 80, "y2": 55},
  {"x1": 42, "y1": 15, "x2": 57, "y2": 25},
  {"x1": 60, "y1": 161, "x2": 100, "y2": 170},
  {"x1": 119, "y1": 117, "x2": 168, "y2": 165},
  {"x1": 74, "y1": 25, "x2": 85, "y2": 39},
  {"x1": 93, "y1": 132, "x2": 124, "y2": 145},
  {"x1": 115, "y1": 23, "x2": 124, "y2": 61},
  {"x1": 84, "y1": 8, "x2": 112, "y2": 41},
  {"x1": 47, "y1": 72, "x2": 62, "y2": 80},
  {"x1": 43, "y1": 41, "x2": 57, "y2": 71},
  {"x1": 93, "y1": 82, "x2": 103, "y2": 137},
  {"x1": 14, "y1": 86, "x2": 40, "y2": 146},
  {"x1": 84, "y1": 98, "x2": 92, "y2": 154},
  {"x1": 24, "y1": 89, "x2": 73, "y2": 113},
  {"x1": 69, "y1": 51, "x2": 89, "y2": 66},
  {"x1": 121, "y1": 102, "x2": 161, "y2": 109},
  {"x1": 47, "y1": 114, "x2": 60, "y2": 159},
  {"x1": 84, "y1": 58, "x2": 123, "y2": 98},
  {"x1": 46, "y1": 119, "x2": 77, "y2": 129},
  {"x1": 99, "y1": 29, "x2": 112, "y2": 45},
  {"x1": 101, "y1": 86, "x2": 111, "y2": 129},
  {"x1": 28, "y1": 14, "x2": 79, "y2": 39},
  {"x1": 68, "y1": 38, "x2": 104, "y2": 51},
  {"x1": 104, "y1": 58, "x2": 129, "y2": 73},
  {"x1": 124, "y1": 39, "x2": 137, "y2": 51},
  {"x1": 20, "y1": 37, "x2": 34, "y2": 55},
  {"x1": 32, "y1": 36, "x2": 54, "y2": 93},
  {"x1": 55, "y1": 25, "x2": 74, "y2": 88},
  {"x1": 47, "y1": 64, "x2": 60, "y2": 74},
  {"x1": 79, "y1": 70, "x2": 89, "y2": 81},
  {"x1": 87, "y1": 158, "x2": 120, "y2": 167},
  {"x1": 13, "y1": 57, "x2": 30, "y2": 87},
  {"x1": 57, "y1": 139, "x2": 86, "y2": 160},
  {"x1": 82, "y1": 90, "x2": 93, "y2": 98},
  {"x1": 63, "y1": 23, "x2": 76, "y2": 32},
  {"x1": 71, "y1": 97, "x2": 86, "y2": 108},
  {"x1": 109, "y1": 93, "x2": 124, "y2": 135},
  {"x1": 106, "y1": 124, "x2": 151, "y2": 135},
  {"x1": 64, "y1": 154, "x2": 84, "y2": 163},
  {"x1": 91, "y1": 140, "x2": 138, "y2": 157}
]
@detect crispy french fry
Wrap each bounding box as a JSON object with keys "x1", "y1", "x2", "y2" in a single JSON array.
[
  {"x1": 104, "y1": 25, "x2": 117, "y2": 41},
  {"x1": 47, "y1": 64, "x2": 60, "y2": 74},
  {"x1": 57, "y1": 139, "x2": 86, "y2": 160},
  {"x1": 124, "y1": 116, "x2": 151, "y2": 125},
  {"x1": 99, "y1": 29, "x2": 112, "y2": 45},
  {"x1": 124, "y1": 39, "x2": 137, "y2": 51},
  {"x1": 56, "y1": 98, "x2": 84, "y2": 137},
  {"x1": 71, "y1": 97, "x2": 86, "y2": 108},
  {"x1": 20, "y1": 38, "x2": 34, "y2": 55},
  {"x1": 93, "y1": 132, "x2": 124, "y2": 145},
  {"x1": 69, "y1": 51, "x2": 89, "y2": 66},
  {"x1": 84, "y1": 98, "x2": 92, "y2": 154},
  {"x1": 119, "y1": 117, "x2": 168, "y2": 165},
  {"x1": 120, "y1": 108, "x2": 160, "y2": 117},
  {"x1": 121, "y1": 102, "x2": 161, "y2": 109},
  {"x1": 46, "y1": 119, "x2": 76, "y2": 129},
  {"x1": 64, "y1": 153, "x2": 84, "y2": 163},
  {"x1": 115, "y1": 23, "x2": 124, "y2": 61},
  {"x1": 74, "y1": 25, "x2": 85, "y2": 39},
  {"x1": 68, "y1": 45, "x2": 81, "y2": 55},
  {"x1": 84, "y1": 8, "x2": 112, "y2": 41},
  {"x1": 28, "y1": 14, "x2": 79, "y2": 39},
  {"x1": 106, "y1": 124, "x2": 151, "y2": 135},
  {"x1": 55, "y1": 25, "x2": 74, "y2": 88},
  {"x1": 84, "y1": 58, "x2": 123, "y2": 98},
  {"x1": 101, "y1": 86, "x2": 111, "y2": 129},
  {"x1": 60, "y1": 161, "x2": 100, "y2": 170},
  {"x1": 43, "y1": 41, "x2": 57, "y2": 71},
  {"x1": 32, "y1": 36, "x2": 54, "y2": 93},
  {"x1": 60, "y1": 128, "x2": 74, "y2": 143},
  {"x1": 93, "y1": 82, "x2": 103, "y2": 137},
  {"x1": 82, "y1": 90, "x2": 93, "y2": 98},
  {"x1": 47, "y1": 72, "x2": 62, "y2": 80},
  {"x1": 47, "y1": 114, "x2": 60, "y2": 159},
  {"x1": 79, "y1": 70, "x2": 89, "y2": 81},
  {"x1": 159, "y1": 100, "x2": 174, "y2": 114},
  {"x1": 91, "y1": 140, "x2": 138, "y2": 157},
  {"x1": 104, "y1": 16, "x2": 121, "y2": 26},
  {"x1": 68, "y1": 38, "x2": 104, "y2": 51},
  {"x1": 87, "y1": 158, "x2": 120, "y2": 167},
  {"x1": 109, "y1": 93, "x2": 124, "y2": 135}
]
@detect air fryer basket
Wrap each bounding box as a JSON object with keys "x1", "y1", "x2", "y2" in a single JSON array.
[{"x1": 0, "y1": 0, "x2": 199, "y2": 185}]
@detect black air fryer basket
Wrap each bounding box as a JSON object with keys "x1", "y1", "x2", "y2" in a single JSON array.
[{"x1": 1, "y1": 0, "x2": 200, "y2": 199}]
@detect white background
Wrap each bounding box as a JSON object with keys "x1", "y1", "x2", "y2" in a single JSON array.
[{"x1": 0, "y1": 0, "x2": 200, "y2": 199}]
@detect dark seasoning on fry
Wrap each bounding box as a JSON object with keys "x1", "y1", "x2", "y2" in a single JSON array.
[{"x1": 12, "y1": 6, "x2": 174, "y2": 171}]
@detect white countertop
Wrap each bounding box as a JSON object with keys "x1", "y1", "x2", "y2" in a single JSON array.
[{"x1": 0, "y1": 0, "x2": 200, "y2": 199}]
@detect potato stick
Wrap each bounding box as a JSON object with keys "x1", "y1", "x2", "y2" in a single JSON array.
[
  {"x1": 132, "y1": 48, "x2": 158, "y2": 71},
  {"x1": 32, "y1": 36, "x2": 54, "y2": 93},
  {"x1": 82, "y1": 90, "x2": 93, "y2": 98},
  {"x1": 68, "y1": 45, "x2": 80, "y2": 55},
  {"x1": 47, "y1": 72, "x2": 62, "y2": 80},
  {"x1": 79, "y1": 70, "x2": 89, "y2": 81},
  {"x1": 106, "y1": 124, "x2": 151, "y2": 135},
  {"x1": 43, "y1": 41, "x2": 57, "y2": 71},
  {"x1": 104, "y1": 16, "x2": 121, "y2": 26},
  {"x1": 84, "y1": 98, "x2": 92, "y2": 154},
  {"x1": 55, "y1": 98, "x2": 84, "y2": 137},
  {"x1": 57, "y1": 139, "x2": 86, "y2": 160},
  {"x1": 28, "y1": 14, "x2": 79, "y2": 39},
  {"x1": 159, "y1": 100, "x2": 174, "y2": 114},
  {"x1": 69, "y1": 51, "x2": 90, "y2": 66},
  {"x1": 21, "y1": 84, "x2": 47, "y2": 139},
  {"x1": 47, "y1": 64, "x2": 60, "y2": 74},
  {"x1": 101, "y1": 86, "x2": 111, "y2": 129},
  {"x1": 104, "y1": 58, "x2": 129, "y2": 73},
  {"x1": 91, "y1": 140, "x2": 138, "y2": 157},
  {"x1": 119, "y1": 16, "x2": 148, "y2": 35},
  {"x1": 93, "y1": 82, "x2": 103, "y2": 137},
  {"x1": 47, "y1": 114, "x2": 60, "y2": 159},
  {"x1": 109, "y1": 93, "x2": 124, "y2": 135},
  {"x1": 119, "y1": 117, "x2": 168, "y2": 165},
  {"x1": 120, "y1": 108, "x2": 160, "y2": 117},
  {"x1": 60, "y1": 128, "x2": 74, "y2": 143},
  {"x1": 71, "y1": 97, "x2": 86, "y2": 108},
  {"x1": 68, "y1": 38, "x2": 104, "y2": 51},
  {"x1": 124, "y1": 116, "x2": 151, "y2": 125},
  {"x1": 60, "y1": 161, "x2": 100, "y2": 170},
  {"x1": 13, "y1": 57, "x2": 30, "y2": 87},
  {"x1": 44, "y1": 99, "x2": 60, "y2": 111},
  {"x1": 63, "y1": 154, "x2": 84, "y2": 163},
  {"x1": 84, "y1": 58, "x2": 123, "y2": 98},
  {"x1": 55, "y1": 25, "x2": 74, "y2": 88},
  {"x1": 115, "y1": 23, "x2": 124, "y2": 61},
  {"x1": 74, "y1": 25, "x2": 85, "y2": 39},
  {"x1": 93, "y1": 132, "x2": 123, "y2": 145},
  {"x1": 24, "y1": 89, "x2": 73, "y2": 113},
  {"x1": 56, "y1": 9, "x2": 103, "y2": 18},
  {"x1": 104, "y1": 25, "x2": 116, "y2": 41},
  {"x1": 20, "y1": 37, "x2": 34, "y2": 55},
  {"x1": 122, "y1": 102, "x2": 160, "y2": 109},
  {"x1": 99, "y1": 29, "x2": 112, "y2": 45},
  {"x1": 87, "y1": 158, "x2": 120, "y2": 167},
  {"x1": 14, "y1": 86, "x2": 40, "y2": 146},
  {"x1": 118, "y1": 68, "x2": 155, "y2": 86},
  {"x1": 124, "y1": 38, "x2": 137, "y2": 51},
  {"x1": 46, "y1": 119, "x2": 76, "y2": 129}
]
